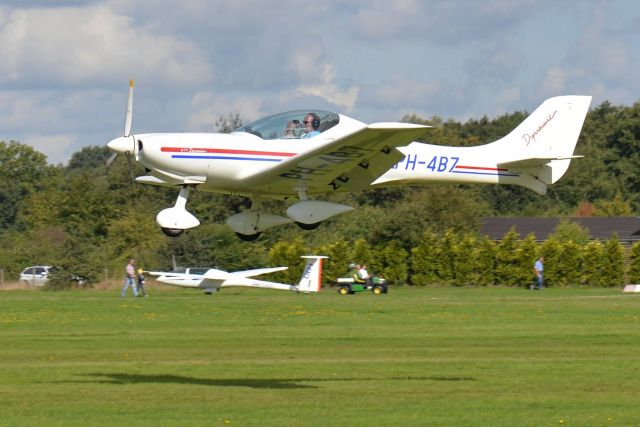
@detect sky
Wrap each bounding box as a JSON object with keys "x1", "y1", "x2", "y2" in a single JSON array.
[{"x1": 0, "y1": 0, "x2": 639, "y2": 165}]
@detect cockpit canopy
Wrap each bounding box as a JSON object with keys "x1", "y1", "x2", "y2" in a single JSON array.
[{"x1": 233, "y1": 110, "x2": 340, "y2": 140}]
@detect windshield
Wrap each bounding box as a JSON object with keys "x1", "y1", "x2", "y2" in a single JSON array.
[{"x1": 233, "y1": 110, "x2": 339, "y2": 140}]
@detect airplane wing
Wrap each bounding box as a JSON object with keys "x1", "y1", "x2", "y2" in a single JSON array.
[
  {"x1": 229, "y1": 267, "x2": 289, "y2": 278},
  {"x1": 241, "y1": 123, "x2": 429, "y2": 195},
  {"x1": 147, "y1": 271, "x2": 205, "y2": 288},
  {"x1": 146, "y1": 270, "x2": 183, "y2": 277}
]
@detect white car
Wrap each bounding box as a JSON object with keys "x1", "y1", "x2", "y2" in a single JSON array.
[{"x1": 20, "y1": 266, "x2": 56, "y2": 286}]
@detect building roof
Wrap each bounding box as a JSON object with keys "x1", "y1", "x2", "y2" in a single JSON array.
[{"x1": 480, "y1": 217, "x2": 640, "y2": 242}]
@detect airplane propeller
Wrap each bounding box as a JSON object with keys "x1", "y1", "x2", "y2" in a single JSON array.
[{"x1": 106, "y1": 79, "x2": 137, "y2": 182}]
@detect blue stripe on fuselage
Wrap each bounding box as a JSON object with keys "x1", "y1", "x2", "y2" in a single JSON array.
[{"x1": 451, "y1": 170, "x2": 519, "y2": 177}]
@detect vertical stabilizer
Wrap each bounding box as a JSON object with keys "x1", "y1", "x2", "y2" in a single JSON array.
[
  {"x1": 297, "y1": 256, "x2": 328, "y2": 292},
  {"x1": 491, "y1": 95, "x2": 592, "y2": 184}
]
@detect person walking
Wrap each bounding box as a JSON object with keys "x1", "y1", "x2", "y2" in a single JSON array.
[
  {"x1": 121, "y1": 258, "x2": 138, "y2": 297},
  {"x1": 136, "y1": 268, "x2": 147, "y2": 297},
  {"x1": 533, "y1": 256, "x2": 544, "y2": 290}
]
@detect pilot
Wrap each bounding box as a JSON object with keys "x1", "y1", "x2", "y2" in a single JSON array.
[
  {"x1": 302, "y1": 113, "x2": 321, "y2": 138},
  {"x1": 283, "y1": 120, "x2": 301, "y2": 139}
]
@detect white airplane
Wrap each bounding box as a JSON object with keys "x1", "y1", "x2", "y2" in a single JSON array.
[
  {"x1": 147, "y1": 255, "x2": 326, "y2": 294},
  {"x1": 107, "y1": 80, "x2": 591, "y2": 240}
]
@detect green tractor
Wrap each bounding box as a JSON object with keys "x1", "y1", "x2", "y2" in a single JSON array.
[{"x1": 336, "y1": 275, "x2": 389, "y2": 295}]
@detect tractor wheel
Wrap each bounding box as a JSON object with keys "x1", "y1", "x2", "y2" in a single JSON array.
[
  {"x1": 338, "y1": 285, "x2": 351, "y2": 295},
  {"x1": 372, "y1": 285, "x2": 384, "y2": 295}
]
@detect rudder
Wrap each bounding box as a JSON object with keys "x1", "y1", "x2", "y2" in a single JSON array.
[{"x1": 297, "y1": 256, "x2": 328, "y2": 293}]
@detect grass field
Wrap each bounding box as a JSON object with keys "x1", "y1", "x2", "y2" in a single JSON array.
[{"x1": 1, "y1": 284, "x2": 639, "y2": 426}]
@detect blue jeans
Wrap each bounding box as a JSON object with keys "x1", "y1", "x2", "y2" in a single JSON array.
[
  {"x1": 537, "y1": 274, "x2": 543, "y2": 289},
  {"x1": 121, "y1": 276, "x2": 138, "y2": 297}
]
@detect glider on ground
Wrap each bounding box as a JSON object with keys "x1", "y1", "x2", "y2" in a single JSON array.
[{"x1": 147, "y1": 255, "x2": 326, "y2": 295}]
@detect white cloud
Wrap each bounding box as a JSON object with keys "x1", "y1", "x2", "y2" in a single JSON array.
[
  {"x1": 0, "y1": 4, "x2": 213, "y2": 87},
  {"x1": 294, "y1": 64, "x2": 359, "y2": 112},
  {"x1": 541, "y1": 67, "x2": 569, "y2": 94},
  {"x1": 186, "y1": 92, "x2": 265, "y2": 131},
  {"x1": 22, "y1": 133, "x2": 78, "y2": 165}
]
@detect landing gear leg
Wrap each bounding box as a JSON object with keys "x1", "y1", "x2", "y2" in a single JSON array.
[{"x1": 156, "y1": 185, "x2": 200, "y2": 237}]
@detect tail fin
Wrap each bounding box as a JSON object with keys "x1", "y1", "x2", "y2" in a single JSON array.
[
  {"x1": 296, "y1": 256, "x2": 328, "y2": 293},
  {"x1": 493, "y1": 95, "x2": 591, "y2": 186}
]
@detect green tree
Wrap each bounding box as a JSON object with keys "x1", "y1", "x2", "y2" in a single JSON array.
[
  {"x1": 410, "y1": 231, "x2": 440, "y2": 286},
  {"x1": 540, "y1": 239, "x2": 562, "y2": 287},
  {"x1": 371, "y1": 240, "x2": 409, "y2": 286},
  {"x1": 105, "y1": 206, "x2": 169, "y2": 275},
  {"x1": 595, "y1": 194, "x2": 633, "y2": 216},
  {"x1": 67, "y1": 146, "x2": 113, "y2": 172},
  {"x1": 350, "y1": 239, "x2": 374, "y2": 271},
  {"x1": 215, "y1": 113, "x2": 244, "y2": 133},
  {"x1": 452, "y1": 233, "x2": 477, "y2": 286},
  {"x1": 601, "y1": 234, "x2": 625, "y2": 287},
  {"x1": 494, "y1": 228, "x2": 531, "y2": 286},
  {"x1": 581, "y1": 241, "x2": 607, "y2": 286},
  {"x1": 548, "y1": 220, "x2": 591, "y2": 245},
  {"x1": 160, "y1": 223, "x2": 269, "y2": 276},
  {"x1": 475, "y1": 236, "x2": 496, "y2": 286},
  {"x1": 368, "y1": 186, "x2": 489, "y2": 251},
  {"x1": 0, "y1": 141, "x2": 56, "y2": 229},
  {"x1": 268, "y1": 237, "x2": 308, "y2": 284},
  {"x1": 315, "y1": 239, "x2": 351, "y2": 284},
  {"x1": 436, "y1": 229, "x2": 457, "y2": 285},
  {"x1": 560, "y1": 240, "x2": 583, "y2": 286},
  {"x1": 626, "y1": 242, "x2": 640, "y2": 284}
]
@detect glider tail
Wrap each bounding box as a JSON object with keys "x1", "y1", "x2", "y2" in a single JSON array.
[
  {"x1": 491, "y1": 95, "x2": 592, "y2": 187},
  {"x1": 296, "y1": 256, "x2": 328, "y2": 293}
]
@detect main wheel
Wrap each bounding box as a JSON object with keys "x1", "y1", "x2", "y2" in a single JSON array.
[
  {"x1": 295, "y1": 221, "x2": 321, "y2": 230},
  {"x1": 338, "y1": 285, "x2": 351, "y2": 295},
  {"x1": 161, "y1": 227, "x2": 184, "y2": 237},
  {"x1": 236, "y1": 232, "x2": 262, "y2": 241}
]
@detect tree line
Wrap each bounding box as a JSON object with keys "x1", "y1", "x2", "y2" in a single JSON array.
[
  {"x1": 1, "y1": 99, "x2": 639, "y2": 288},
  {"x1": 268, "y1": 224, "x2": 635, "y2": 289}
]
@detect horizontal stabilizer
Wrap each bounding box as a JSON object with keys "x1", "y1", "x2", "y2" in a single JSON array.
[{"x1": 499, "y1": 155, "x2": 584, "y2": 169}]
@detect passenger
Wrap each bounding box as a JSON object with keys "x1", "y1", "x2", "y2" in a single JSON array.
[
  {"x1": 358, "y1": 264, "x2": 372, "y2": 287},
  {"x1": 302, "y1": 113, "x2": 321, "y2": 138},
  {"x1": 283, "y1": 120, "x2": 301, "y2": 139}
]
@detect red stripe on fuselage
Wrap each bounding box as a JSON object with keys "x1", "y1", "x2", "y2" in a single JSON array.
[{"x1": 161, "y1": 147, "x2": 297, "y2": 157}]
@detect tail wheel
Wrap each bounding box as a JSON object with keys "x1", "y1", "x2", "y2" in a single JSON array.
[{"x1": 338, "y1": 285, "x2": 351, "y2": 295}]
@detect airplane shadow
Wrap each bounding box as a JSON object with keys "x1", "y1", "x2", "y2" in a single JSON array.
[
  {"x1": 78, "y1": 373, "x2": 317, "y2": 389},
  {"x1": 66, "y1": 373, "x2": 476, "y2": 390}
]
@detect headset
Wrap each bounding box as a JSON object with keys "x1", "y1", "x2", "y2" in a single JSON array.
[{"x1": 306, "y1": 113, "x2": 320, "y2": 130}]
